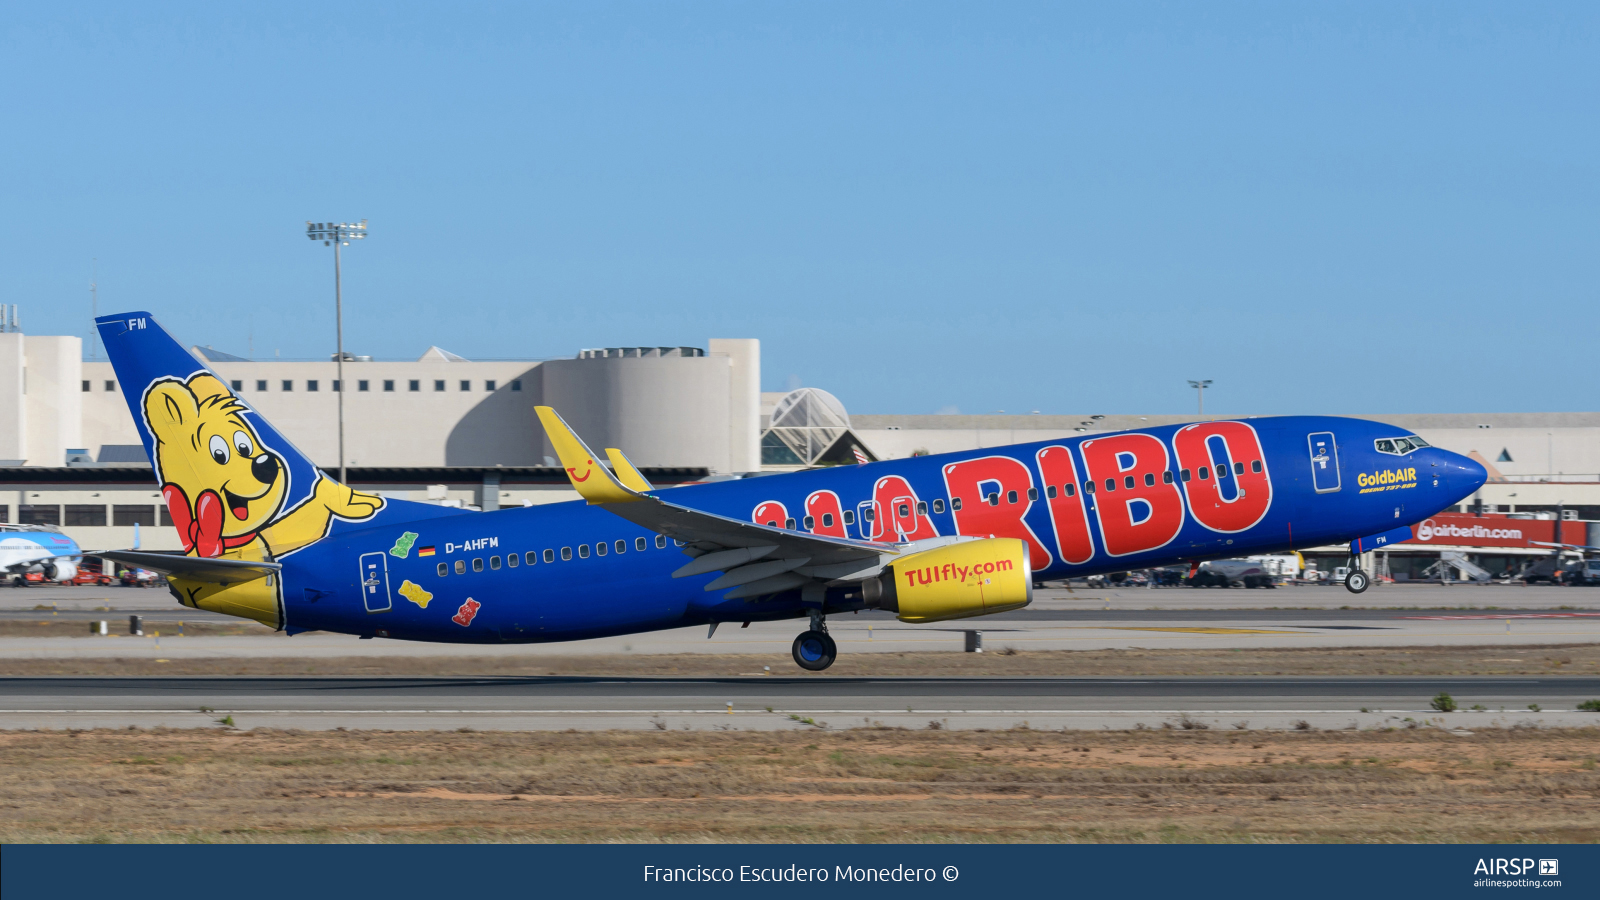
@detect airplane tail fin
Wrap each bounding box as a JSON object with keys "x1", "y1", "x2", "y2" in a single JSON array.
[
  {"x1": 95, "y1": 312, "x2": 463, "y2": 564},
  {"x1": 96, "y1": 312, "x2": 331, "y2": 511},
  {"x1": 95, "y1": 311, "x2": 471, "y2": 628}
]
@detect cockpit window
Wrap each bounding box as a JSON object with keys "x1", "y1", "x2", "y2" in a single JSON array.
[{"x1": 1375, "y1": 435, "x2": 1428, "y2": 456}]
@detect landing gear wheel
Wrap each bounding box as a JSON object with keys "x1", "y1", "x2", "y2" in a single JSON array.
[
  {"x1": 792, "y1": 630, "x2": 837, "y2": 671},
  {"x1": 1345, "y1": 569, "x2": 1370, "y2": 594}
]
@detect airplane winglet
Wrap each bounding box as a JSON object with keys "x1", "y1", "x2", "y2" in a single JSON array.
[
  {"x1": 535, "y1": 406, "x2": 642, "y2": 504},
  {"x1": 605, "y1": 448, "x2": 655, "y2": 493}
]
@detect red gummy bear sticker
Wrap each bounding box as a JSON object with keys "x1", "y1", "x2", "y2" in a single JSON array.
[{"x1": 452, "y1": 598, "x2": 481, "y2": 627}]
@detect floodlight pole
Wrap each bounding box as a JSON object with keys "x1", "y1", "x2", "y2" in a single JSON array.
[
  {"x1": 306, "y1": 220, "x2": 367, "y2": 485},
  {"x1": 1187, "y1": 379, "x2": 1212, "y2": 416},
  {"x1": 334, "y1": 238, "x2": 345, "y2": 485}
]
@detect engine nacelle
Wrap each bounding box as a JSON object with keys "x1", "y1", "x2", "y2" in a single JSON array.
[
  {"x1": 45, "y1": 561, "x2": 77, "y2": 582},
  {"x1": 864, "y1": 537, "x2": 1032, "y2": 623}
]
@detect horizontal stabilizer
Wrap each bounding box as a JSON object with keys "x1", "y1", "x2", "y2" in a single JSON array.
[{"x1": 88, "y1": 550, "x2": 281, "y2": 585}]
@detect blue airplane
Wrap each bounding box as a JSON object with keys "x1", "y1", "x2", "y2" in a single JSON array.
[
  {"x1": 1, "y1": 525, "x2": 83, "y2": 586},
  {"x1": 90, "y1": 311, "x2": 1487, "y2": 670}
]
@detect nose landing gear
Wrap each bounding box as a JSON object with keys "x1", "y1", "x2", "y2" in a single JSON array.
[{"x1": 791, "y1": 610, "x2": 837, "y2": 671}]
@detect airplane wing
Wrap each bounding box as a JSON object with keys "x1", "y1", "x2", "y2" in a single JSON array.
[
  {"x1": 536, "y1": 407, "x2": 894, "y2": 598},
  {"x1": 87, "y1": 549, "x2": 281, "y2": 585}
]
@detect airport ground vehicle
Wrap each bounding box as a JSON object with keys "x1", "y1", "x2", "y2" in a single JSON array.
[
  {"x1": 1083, "y1": 571, "x2": 1145, "y2": 587},
  {"x1": 1187, "y1": 559, "x2": 1277, "y2": 588},
  {"x1": 1570, "y1": 560, "x2": 1600, "y2": 585},
  {"x1": 119, "y1": 568, "x2": 162, "y2": 587},
  {"x1": 68, "y1": 565, "x2": 115, "y2": 586},
  {"x1": 1150, "y1": 566, "x2": 1189, "y2": 586},
  {"x1": 1512, "y1": 555, "x2": 1578, "y2": 584},
  {"x1": 87, "y1": 311, "x2": 1487, "y2": 670},
  {"x1": 1188, "y1": 554, "x2": 1300, "y2": 588}
]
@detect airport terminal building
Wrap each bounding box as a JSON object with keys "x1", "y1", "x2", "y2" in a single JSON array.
[{"x1": 2, "y1": 325, "x2": 1596, "y2": 571}]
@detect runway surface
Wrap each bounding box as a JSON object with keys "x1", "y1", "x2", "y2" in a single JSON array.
[
  {"x1": 4, "y1": 675, "x2": 1597, "y2": 732},
  {"x1": 6, "y1": 605, "x2": 1597, "y2": 659},
  {"x1": 6, "y1": 583, "x2": 1598, "y2": 615}
]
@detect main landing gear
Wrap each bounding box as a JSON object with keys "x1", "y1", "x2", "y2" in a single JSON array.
[{"x1": 792, "y1": 610, "x2": 837, "y2": 671}]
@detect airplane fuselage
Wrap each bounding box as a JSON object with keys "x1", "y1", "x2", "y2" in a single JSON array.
[
  {"x1": 0, "y1": 529, "x2": 82, "y2": 579},
  {"x1": 267, "y1": 415, "x2": 1485, "y2": 643}
]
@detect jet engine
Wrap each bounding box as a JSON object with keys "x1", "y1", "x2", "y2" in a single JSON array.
[
  {"x1": 863, "y1": 537, "x2": 1032, "y2": 623},
  {"x1": 43, "y1": 561, "x2": 77, "y2": 582}
]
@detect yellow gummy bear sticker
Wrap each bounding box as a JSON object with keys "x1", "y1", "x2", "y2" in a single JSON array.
[{"x1": 397, "y1": 580, "x2": 433, "y2": 609}]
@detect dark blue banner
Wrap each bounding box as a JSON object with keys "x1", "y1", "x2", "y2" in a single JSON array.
[{"x1": 3, "y1": 844, "x2": 1595, "y2": 899}]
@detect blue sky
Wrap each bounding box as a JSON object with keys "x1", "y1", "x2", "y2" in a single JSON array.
[{"x1": 4, "y1": 3, "x2": 1595, "y2": 416}]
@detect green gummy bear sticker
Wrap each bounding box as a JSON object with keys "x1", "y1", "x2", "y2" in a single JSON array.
[{"x1": 389, "y1": 531, "x2": 419, "y2": 558}]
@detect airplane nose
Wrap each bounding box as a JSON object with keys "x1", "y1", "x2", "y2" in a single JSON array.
[{"x1": 1436, "y1": 450, "x2": 1487, "y2": 500}]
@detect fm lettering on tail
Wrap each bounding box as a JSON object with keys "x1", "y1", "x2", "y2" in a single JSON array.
[
  {"x1": 871, "y1": 475, "x2": 937, "y2": 542},
  {"x1": 940, "y1": 455, "x2": 1051, "y2": 568},
  {"x1": 1079, "y1": 433, "x2": 1185, "y2": 557},
  {"x1": 1034, "y1": 445, "x2": 1095, "y2": 565},
  {"x1": 1173, "y1": 421, "x2": 1273, "y2": 533},
  {"x1": 804, "y1": 490, "x2": 849, "y2": 538}
]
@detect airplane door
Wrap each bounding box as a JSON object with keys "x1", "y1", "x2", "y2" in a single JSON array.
[
  {"x1": 1307, "y1": 432, "x2": 1341, "y2": 493},
  {"x1": 358, "y1": 552, "x2": 393, "y2": 613},
  {"x1": 857, "y1": 500, "x2": 884, "y2": 541}
]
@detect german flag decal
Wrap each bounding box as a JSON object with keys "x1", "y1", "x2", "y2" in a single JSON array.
[{"x1": 418, "y1": 545, "x2": 436, "y2": 557}]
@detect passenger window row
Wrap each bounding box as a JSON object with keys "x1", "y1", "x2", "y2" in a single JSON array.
[
  {"x1": 1033, "y1": 459, "x2": 1263, "y2": 499},
  {"x1": 790, "y1": 510, "x2": 861, "y2": 531},
  {"x1": 946, "y1": 460, "x2": 1265, "y2": 508},
  {"x1": 768, "y1": 457, "x2": 1267, "y2": 524},
  {"x1": 436, "y1": 533, "x2": 670, "y2": 577}
]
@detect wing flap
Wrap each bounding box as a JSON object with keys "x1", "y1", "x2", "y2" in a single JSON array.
[
  {"x1": 722, "y1": 572, "x2": 810, "y2": 600},
  {"x1": 703, "y1": 557, "x2": 810, "y2": 591},
  {"x1": 672, "y1": 545, "x2": 777, "y2": 578}
]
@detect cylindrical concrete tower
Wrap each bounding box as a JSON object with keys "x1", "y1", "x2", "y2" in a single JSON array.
[{"x1": 540, "y1": 348, "x2": 733, "y2": 472}]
